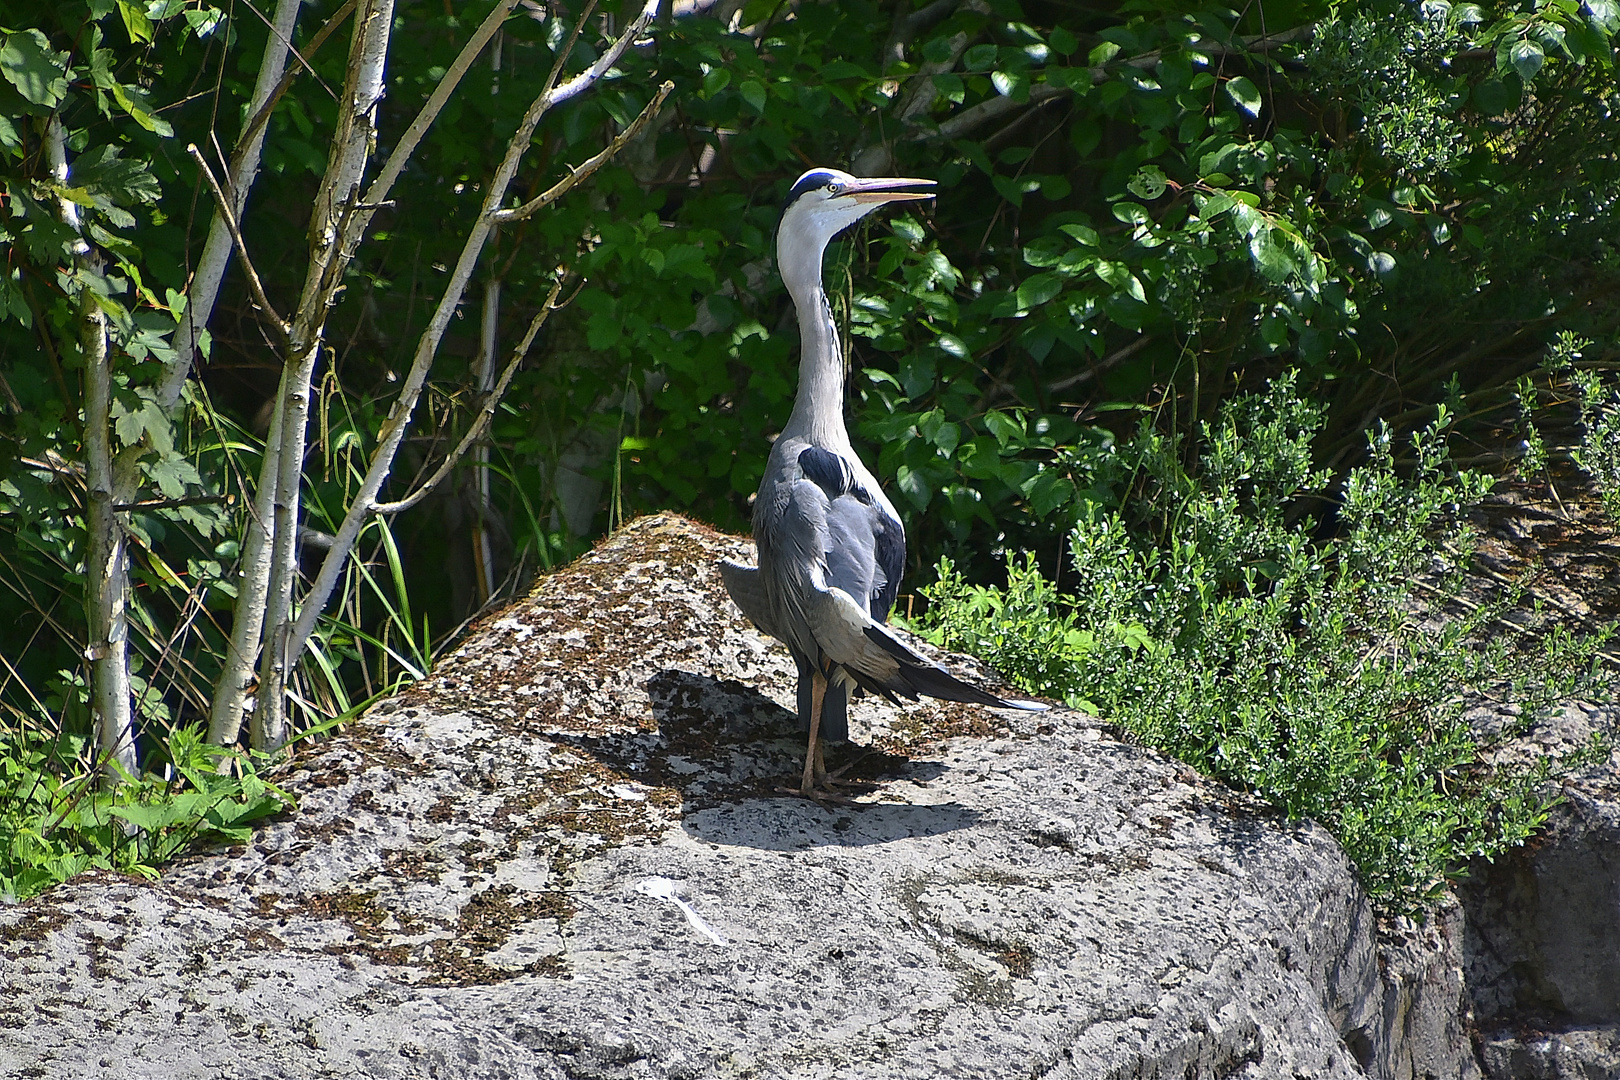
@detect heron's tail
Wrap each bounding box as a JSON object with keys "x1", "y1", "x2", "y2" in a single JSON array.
[{"x1": 862, "y1": 625, "x2": 1047, "y2": 711}]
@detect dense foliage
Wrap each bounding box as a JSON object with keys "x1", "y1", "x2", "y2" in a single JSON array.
[
  {"x1": 0, "y1": 0, "x2": 1616, "y2": 897},
  {"x1": 919, "y1": 378, "x2": 1612, "y2": 911}
]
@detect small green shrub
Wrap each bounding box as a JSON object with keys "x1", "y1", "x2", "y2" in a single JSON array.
[
  {"x1": 1567, "y1": 347, "x2": 1620, "y2": 526},
  {"x1": 921, "y1": 376, "x2": 1612, "y2": 913},
  {"x1": 0, "y1": 724, "x2": 293, "y2": 902}
]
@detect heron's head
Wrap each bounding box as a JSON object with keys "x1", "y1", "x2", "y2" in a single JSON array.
[{"x1": 776, "y1": 168, "x2": 934, "y2": 259}]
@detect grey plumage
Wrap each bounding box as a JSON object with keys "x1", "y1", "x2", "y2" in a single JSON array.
[{"x1": 720, "y1": 167, "x2": 1046, "y2": 796}]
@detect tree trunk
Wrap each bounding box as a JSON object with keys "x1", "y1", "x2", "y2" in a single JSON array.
[
  {"x1": 81, "y1": 293, "x2": 138, "y2": 784},
  {"x1": 247, "y1": 0, "x2": 396, "y2": 751},
  {"x1": 160, "y1": 0, "x2": 305, "y2": 411}
]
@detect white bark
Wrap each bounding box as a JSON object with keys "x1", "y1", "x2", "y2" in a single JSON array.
[
  {"x1": 160, "y1": 0, "x2": 304, "y2": 411},
  {"x1": 207, "y1": 394, "x2": 282, "y2": 744},
  {"x1": 250, "y1": 0, "x2": 396, "y2": 751},
  {"x1": 281, "y1": 4, "x2": 665, "y2": 671},
  {"x1": 50, "y1": 115, "x2": 137, "y2": 783},
  {"x1": 81, "y1": 291, "x2": 137, "y2": 785},
  {"x1": 208, "y1": 0, "x2": 510, "y2": 748}
]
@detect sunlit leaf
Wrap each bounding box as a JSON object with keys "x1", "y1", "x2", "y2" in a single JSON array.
[{"x1": 1224, "y1": 75, "x2": 1262, "y2": 117}]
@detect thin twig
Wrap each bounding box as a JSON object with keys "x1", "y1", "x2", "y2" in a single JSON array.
[
  {"x1": 493, "y1": 81, "x2": 675, "y2": 223},
  {"x1": 542, "y1": 0, "x2": 602, "y2": 103},
  {"x1": 232, "y1": 0, "x2": 358, "y2": 177},
  {"x1": 236, "y1": 0, "x2": 341, "y2": 101},
  {"x1": 113, "y1": 493, "x2": 232, "y2": 512},
  {"x1": 185, "y1": 144, "x2": 291, "y2": 352},
  {"x1": 373, "y1": 279, "x2": 566, "y2": 514},
  {"x1": 363, "y1": 0, "x2": 518, "y2": 214}
]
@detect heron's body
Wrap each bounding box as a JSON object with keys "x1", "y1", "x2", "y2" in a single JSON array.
[{"x1": 720, "y1": 167, "x2": 1044, "y2": 797}]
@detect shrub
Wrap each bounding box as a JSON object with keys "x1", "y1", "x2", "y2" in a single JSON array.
[
  {"x1": 920, "y1": 376, "x2": 1612, "y2": 912},
  {"x1": 0, "y1": 724, "x2": 292, "y2": 902}
]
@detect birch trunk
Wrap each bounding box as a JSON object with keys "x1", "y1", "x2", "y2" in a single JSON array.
[
  {"x1": 47, "y1": 116, "x2": 138, "y2": 784},
  {"x1": 249, "y1": 0, "x2": 395, "y2": 751},
  {"x1": 206, "y1": 390, "x2": 282, "y2": 744},
  {"x1": 81, "y1": 291, "x2": 138, "y2": 784},
  {"x1": 160, "y1": 0, "x2": 304, "y2": 411},
  {"x1": 209, "y1": 0, "x2": 516, "y2": 748}
]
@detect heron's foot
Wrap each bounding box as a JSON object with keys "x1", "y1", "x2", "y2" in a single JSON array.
[{"x1": 776, "y1": 781, "x2": 860, "y2": 805}]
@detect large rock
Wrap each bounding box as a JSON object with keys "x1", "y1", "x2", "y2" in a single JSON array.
[
  {"x1": 1461, "y1": 702, "x2": 1620, "y2": 1080},
  {"x1": 1, "y1": 515, "x2": 1477, "y2": 1079},
  {"x1": 1456, "y1": 470, "x2": 1620, "y2": 1079}
]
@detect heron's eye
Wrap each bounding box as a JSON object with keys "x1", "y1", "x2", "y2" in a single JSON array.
[{"x1": 827, "y1": 181, "x2": 843, "y2": 195}]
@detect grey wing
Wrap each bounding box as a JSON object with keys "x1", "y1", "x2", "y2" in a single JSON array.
[
  {"x1": 719, "y1": 559, "x2": 783, "y2": 641},
  {"x1": 758, "y1": 463, "x2": 1047, "y2": 712},
  {"x1": 798, "y1": 445, "x2": 902, "y2": 622}
]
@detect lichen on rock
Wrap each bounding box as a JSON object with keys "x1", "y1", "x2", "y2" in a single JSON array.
[{"x1": 1, "y1": 514, "x2": 1482, "y2": 1079}]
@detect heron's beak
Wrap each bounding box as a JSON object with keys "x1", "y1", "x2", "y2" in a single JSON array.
[{"x1": 845, "y1": 176, "x2": 936, "y2": 205}]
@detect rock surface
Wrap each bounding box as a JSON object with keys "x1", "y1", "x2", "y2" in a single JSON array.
[
  {"x1": 2, "y1": 515, "x2": 1481, "y2": 1079},
  {"x1": 1460, "y1": 702, "x2": 1620, "y2": 1080},
  {"x1": 1458, "y1": 471, "x2": 1620, "y2": 1080}
]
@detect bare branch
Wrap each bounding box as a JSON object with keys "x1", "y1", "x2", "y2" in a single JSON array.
[
  {"x1": 881, "y1": 0, "x2": 956, "y2": 69},
  {"x1": 547, "y1": 0, "x2": 657, "y2": 108},
  {"x1": 372, "y1": 279, "x2": 565, "y2": 515},
  {"x1": 113, "y1": 493, "x2": 231, "y2": 512},
  {"x1": 161, "y1": 0, "x2": 304, "y2": 411},
  {"x1": 281, "y1": 0, "x2": 664, "y2": 676},
  {"x1": 238, "y1": 0, "x2": 339, "y2": 101},
  {"x1": 1048, "y1": 334, "x2": 1153, "y2": 394},
  {"x1": 542, "y1": 0, "x2": 602, "y2": 104},
  {"x1": 363, "y1": 0, "x2": 518, "y2": 214},
  {"x1": 493, "y1": 81, "x2": 674, "y2": 223},
  {"x1": 233, "y1": 0, "x2": 358, "y2": 176},
  {"x1": 186, "y1": 144, "x2": 292, "y2": 353}
]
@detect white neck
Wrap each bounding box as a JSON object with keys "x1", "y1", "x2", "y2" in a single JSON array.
[{"x1": 777, "y1": 230, "x2": 852, "y2": 451}]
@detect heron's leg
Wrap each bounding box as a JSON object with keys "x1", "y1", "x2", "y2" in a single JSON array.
[{"x1": 799, "y1": 672, "x2": 826, "y2": 798}]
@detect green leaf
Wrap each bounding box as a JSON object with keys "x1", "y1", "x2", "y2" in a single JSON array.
[
  {"x1": 1509, "y1": 39, "x2": 1545, "y2": 81},
  {"x1": 964, "y1": 44, "x2": 999, "y2": 71},
  {"x1": 1259, "y1": 313, "x2": 1289, "y2": 349},
  {"x1": 1224, "y1": 75, "x2": 1262, "y2": 117},
  {"x1": 118, "y1": 0, "x2": 155, "y2": 43},
  {"x1": 1016, "y1": 272, "x2": 1063, "y2": 311},
  {"x1": 1251, "y1": 230, "x2": 1295, "y2": 282},
  {"x1": 587, "y1": 312, "x2": 623, "y2": 350},
  {"x1": 895, "y1": 464, "x2": 931, "y2": 510},
  {"x1": 983, "y1": 410, "x2": 1024, "y2": 448},
  {"x1": 1049, "y1": 26, "x2": 1078, "y2": 55},
  {"x1": 1059, "y1": 223, "x2": 1100, "y2": 246},
  {"x1": 0, "y1": 30, "x2": 69, "y2": 108},
  {"x1": 1589, "y1": 0, "x2": 1620, "y2": 32},
  {"x1": 75, "y1": 145, "x2": 162, "y2": 206},
  {"x1": 990, "y1": 70, "x2": 1028, "y2": 100},
  {"x1": 110, "y1": 81, "x2": 174, "y2": 136},
  {"x1": 702, "y1": 68, "x2": 730, "y2": 97},
  {"x1": 738, "y1": 80, "x2": 767, "y2": 113},
  {"x1": 1126, "y1": 165, "x2": 1167, "y2": 201}
]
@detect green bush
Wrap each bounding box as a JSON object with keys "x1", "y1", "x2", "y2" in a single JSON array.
[
  {"x1": 0, "y1": 724, "x2": 292, "y2": 902},
  {"x1": 920, "y1": 376, "x2": 1612, "y2": 913}
]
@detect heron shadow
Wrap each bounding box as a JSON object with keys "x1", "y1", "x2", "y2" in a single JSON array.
[{"x1": 545, "y1": 668, "x2": 976, "y2": 850}]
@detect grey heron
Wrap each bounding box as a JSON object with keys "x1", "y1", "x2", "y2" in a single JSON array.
[{"x1": 721, "y1": 167, "x2": 1047, "y2": 800}]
